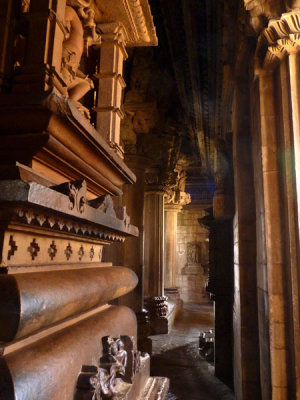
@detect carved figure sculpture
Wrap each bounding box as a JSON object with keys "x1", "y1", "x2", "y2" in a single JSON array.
[
  {"x1": 77, "y1": 336, "x2": 146, "y2": 400},
  {"x1": 187, "y1": 242, "x2": 202, "y2": 264},
  {"x1": 109, "y1": 338, "x2": 127, "y2": 393},
  {"x1": 62, "y1": 1, "x2": 95, "y2": 118},
  {"x1": 90, "y1": 368, "x2": 112, "y2": 400}
]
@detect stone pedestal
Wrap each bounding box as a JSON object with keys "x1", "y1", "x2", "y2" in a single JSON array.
[
  {"x1": 136, "y1": 309, "x2": 152, "y2": 354},
  {"x1": 163, "y1": 191, "x2": 190, "y2": 314},
  {"x1": 144, "y1": 296, "x2": 169, "y2": 335}
]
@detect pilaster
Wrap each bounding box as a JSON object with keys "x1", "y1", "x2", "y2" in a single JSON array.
[{"x1": 95, "y1": 22, "x2": 127, "y2": 158}]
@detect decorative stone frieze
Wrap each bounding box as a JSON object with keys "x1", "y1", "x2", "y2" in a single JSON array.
[{"x1": 0, "y1": 180, "x2": 139, "y2": 268}]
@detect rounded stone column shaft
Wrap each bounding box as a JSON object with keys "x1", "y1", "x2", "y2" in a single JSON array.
[
  {"x1": 258, "y1": 69, "x2": 288, "y2": 393},
  {"x1": 120, "y1": 155, "x2": 147, "y2": 312},
  {"x1": 164, "y1": 204, "x2": 181, "y2": 289},
  {"x1": 144, "y1": 190, "x2": 164, "y2": 298}
]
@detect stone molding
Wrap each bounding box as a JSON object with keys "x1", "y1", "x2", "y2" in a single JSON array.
[
  {"x1": 0, "y1": 181, "x2": 138, "y2": 237},
  {"x1": 0, "y1": 269, "x2": 137, "y2": 342}
]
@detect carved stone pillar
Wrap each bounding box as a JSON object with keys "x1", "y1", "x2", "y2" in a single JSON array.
[
  {"x1": 164, "y1": 204, "x2": 182, "y2": 293},
  {"x1": 262, "y1": 21, "x2": 300, "y2": 397},
  {"x1": 95, "y1": 22, "x2": 127, "y2": 157},
  {"x1": 120, "y1": 154, "x2": 147, "y2": 310},
  {"x1": 144, "y1": 190, "x2": 164, "y2": 298},
  {"x1": 144, "y1": 170, "x2": 168, "y2": 334},
  {"x1": 118, "y1": 153, "x2": 152, "y2": 352},
  {"x1": 164, "y1": 191, "x2": 191, "y2": 302},
  {"x1": 277, "y1": 32, "x2": 300, "y2": 398},
  {"x1": 257, "y1": 65, "x2": 288, "y2": 397}
]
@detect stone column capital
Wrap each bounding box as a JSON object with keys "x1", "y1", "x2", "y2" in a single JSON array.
[
  {"x1": 124, "y1": 154, "x2": 151, "y2": 171},
  {"x1": 144, "y1": 168, "x2": 177, "y2": 194},
  {"x1": 254, "y1": 10, "x2": 300, "y2": 71},
  {"x1": 164, "y1": 203, "x2": 183, "y2": 212},
  {"x1": 98, "y1": 22, "x2": 128, "y2": 58}
]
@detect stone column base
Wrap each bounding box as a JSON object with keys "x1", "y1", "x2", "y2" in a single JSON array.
[
  {"x1": 136, "y1": 309, "x2": 152, "y2": 354},
  {"x1": 144, "y1": 296, "x2": 169, "y2": 335}
]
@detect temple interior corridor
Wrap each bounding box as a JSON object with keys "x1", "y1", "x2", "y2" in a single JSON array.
[
  {"x1": 2, "y1": 0, "x2": 300, "y2": 399},
  {"x1": 150, "y1": 304, "x2": 235, "y2": 400}
]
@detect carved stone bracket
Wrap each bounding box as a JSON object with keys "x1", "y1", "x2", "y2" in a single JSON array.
[
  {"x1": 52, "y1": 180, "x2": 87, "y2": 214},
  {"x1": 254, "y1": 11, "x2": 300, "y2": 70}
]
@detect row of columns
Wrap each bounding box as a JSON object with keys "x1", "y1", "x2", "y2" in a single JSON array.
[{"x1": 120, "y1": 154, "x2": 190, "y2": 344}]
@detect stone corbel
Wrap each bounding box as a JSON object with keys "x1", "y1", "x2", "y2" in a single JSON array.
[{"x1": 243, "y1": 0, "x2": 283, "y2": 32}]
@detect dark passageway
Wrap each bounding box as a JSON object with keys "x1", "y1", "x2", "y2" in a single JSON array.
[{"x1": 150, "y1": 304, "x2": 235, "y2": 400}]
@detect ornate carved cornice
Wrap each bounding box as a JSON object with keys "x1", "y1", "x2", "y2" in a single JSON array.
[{"x1": 93, "y1": 0, "x2": 158, "y2": 47}]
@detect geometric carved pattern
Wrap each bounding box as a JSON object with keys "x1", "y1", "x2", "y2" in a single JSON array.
[
  {"x1": 65, "y1": 243, "x2": 73, "y2": 261},
  {"x1": 7, "y1": 235, "x2": 18, "y2": 260},
  {"x1": 48, "y1": 240, "x2": 57, "y2": 260},
  {"x1": 27, "y1": 238, "x2": 40, "y2": 260},
  {"x1": 78, "y1": 245, "x2": 84, "y2": 261},
  {"x1": 16, "y1": 208, "x2": 126, "y2": 243}
]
